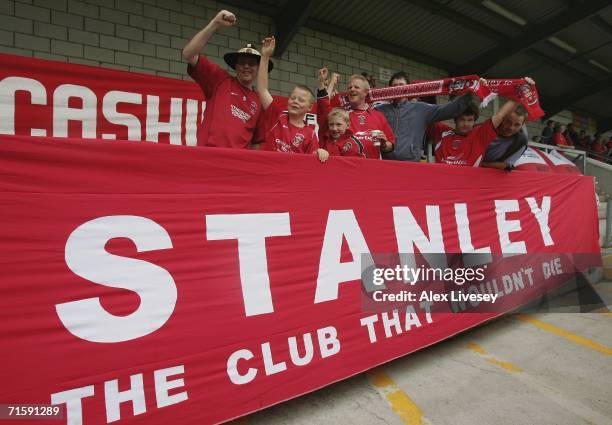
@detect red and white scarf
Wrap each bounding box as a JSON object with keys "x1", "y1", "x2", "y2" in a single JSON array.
[{"x1": 331, "y1": 75, "x2": 544, "y2": 120}]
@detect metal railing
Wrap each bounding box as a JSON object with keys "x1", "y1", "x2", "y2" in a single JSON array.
[{"x1": 529, "y1": 141, "x2": 588, "y2": 172}]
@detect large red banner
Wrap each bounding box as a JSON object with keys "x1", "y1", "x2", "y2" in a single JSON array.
[{"x1": 0, "y1": 134, "x2": 600, "y2": 424}]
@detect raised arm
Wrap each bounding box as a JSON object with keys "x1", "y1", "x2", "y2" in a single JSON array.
[
  {"x1": 427, "y1": 92, "x2": 473, "y2": 123},
  {"x1": 256, "y1": 36, "x2": 275, "y2": 110},
  {"x1": 491, "y1": 100, "x2": 519, "y2": 128},
  {"x1": 491, "y1": 77, "x2": 535, "y2": 128},
  {"x1": 318, "y1": 67, "x2": 328, "y2": 91},
  {"x1": 327, "y1": 72, "x2": 340, "y2": 99},
  {"x1": 182, "y1": 10, "x2": 236, "y2": 66}
]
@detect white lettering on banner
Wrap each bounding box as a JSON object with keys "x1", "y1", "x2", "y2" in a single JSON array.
[
  {"x1": 146, "y1": 95, "x2": 182, "y2": 145},
  {"x1": 105, "y1": 374, "x2": 146, "y2": 423},
  {"x1": 53, "y1": 84, "x2": 97, "y2": 138},
  {"x1": 288, "y1": 333, "x2": 314, "y2": 366},
  {"x1": 227, "y1": 350, "x2": 258, "y2": 385},
  {"x1": 102, "y1": 91, "x2": 142, "y2": 140},
  {"x1": 392, "y1": 205, "x2": 447, "y2": 274},
  {"x1": 526, "y1": 196, "x2": 554, "y2": 246},
  {"x1": 57, "y1": 215, "x2": 177, "y2": 343},
  {"x1": 51, "y1": 365, "x2": 187, "y2": 425},
  {"x1": 360, "y1": 304, "x2": 434, "y2": 343},
  {"x1": 226, "y1": 326, "x2": 340, "y2": 385},
  {"x1": 0, "y1": 76, "x2": 48, "y2": 136},
  {"x1": 454, "y1": 203, "x2": 493, "y2": 267},
  {"x1": 206, "y1": 213, "x2": 292, "y2": 317},
  {"x1": 57, "y1": 198, "x2": 555, "y2": 343},
  {"x1": 0, "y1": 75, "x2": 202, "y2": 143},
  {"x1": 315, "y1": 210, "x2": 373, "y2": 304},
  {"x1": 50, "y1": 386, "x2": 94, "y2": 425},
  {"x1": 495, "y1": 200, "x2": 527, "y2": 255},
  {"x1": 185, "y1": 99, "x2": 200, "y2": 147},
  {"x1": 154, "y1": 365, "x2": 189, "y2": 408}
]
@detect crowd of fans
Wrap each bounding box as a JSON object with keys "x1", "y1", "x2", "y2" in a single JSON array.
[
  {"x1": 538, "y1": 120, "x2": 612, "y2": 163},
  {"x1": 182, "y1": 9, "x2": 605, "y2": 171}
]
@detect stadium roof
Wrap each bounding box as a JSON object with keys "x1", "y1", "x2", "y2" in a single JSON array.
[{"x1": 221, "y1": 0, "x2": 612, "y2": 132}]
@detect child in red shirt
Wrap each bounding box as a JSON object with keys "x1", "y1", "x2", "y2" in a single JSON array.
[
  {"x1": 320, "y1": 108, "x2": 365, "y2": 158},
  {"x1": 427, "y1": 77, "x2": 536, "y2": 167},
  {"x1": 430, "y1": 98, "x2": 523, "y2": 166},
  {"x1": 317, "y1": 70, "x2": 395, "y2": 159},
  {"x1": 257, "y1": 37, "x2": 327, "y2": 161}
]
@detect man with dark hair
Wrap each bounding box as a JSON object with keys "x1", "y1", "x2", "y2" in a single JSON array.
[
  {"x1": 564, "y1": 123, "x2": 580, "y2": 147},
  {"x1": 430, "y1": 98, "x2": 521, "y2": 167},
  {"x1": 375, "y1": 71, "x2": 473, "y2": 162},
  {"x1": 541, "y1": 120, "x2": 554, "y2": 144},
  {"x1": 481, "y1": 105, "x2": 529, "y2": 170}
]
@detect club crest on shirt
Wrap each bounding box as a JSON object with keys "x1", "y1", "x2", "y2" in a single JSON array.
[
  {"x1": 452, "y1": 139, "x2": 462, "y2": 149},
  {"x1": 358, "y1": 115, "x2": 366, "y2": 125},
  {"x1": 342, "y1": 142, "x2": 352, "y2": 153},
  {"x1": 292, "y1": 133, "x2": 305, "y2": 147},
  {"x1": 250, "y1": 100, "x2": 258, "y2": 115}
]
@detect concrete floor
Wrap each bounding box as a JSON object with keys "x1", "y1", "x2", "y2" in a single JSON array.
[{"x1": 233, "y1": 280, "x2": 612, "y2": 425}]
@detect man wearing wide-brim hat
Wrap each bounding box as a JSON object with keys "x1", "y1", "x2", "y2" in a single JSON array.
[{"x1": 182, "y1": 10, "x2": 273, "y2": 150}]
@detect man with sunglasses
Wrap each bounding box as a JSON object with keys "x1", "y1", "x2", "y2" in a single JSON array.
[{"x1": 182, "y1": 10, "x2": 273, "y2": 149}]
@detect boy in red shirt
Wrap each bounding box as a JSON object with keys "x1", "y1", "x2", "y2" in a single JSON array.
[
  {"x1": 257, "y1": 37, "x2": 326, "y2": 161},
  {"x1": 320, "y1": 108, "x2": 365, "y2": 158},
  {"x1": 430, "y1": 87, "x2": 531, "y2": 167}
]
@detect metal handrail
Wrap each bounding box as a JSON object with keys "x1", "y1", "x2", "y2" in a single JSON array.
[{"x1": 529, "y1": 141, "x2": 588, "y2": 172}]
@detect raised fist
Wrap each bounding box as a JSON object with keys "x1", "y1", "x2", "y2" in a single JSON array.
[
  {"x1": 214, "y1": 10, "x2": 236, "y2": 26},
  {"x1": 318, "y1": 67, "x2": 329, "y2": 84},
  {"x1": 261, "y1": 36, "x2": 275, "y2": 56}
]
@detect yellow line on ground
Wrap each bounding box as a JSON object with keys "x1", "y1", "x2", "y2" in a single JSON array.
[
  {"x1": 467, "y1": 342, "x2": 523, "y2": 372},
  {"x1": 466, "y1": 341, "x2": 612, "y2": 424},
  {"x1": 515, "y1": 314, "x2": 612, "y2": 356},
  {"x1": 366, "y1": 368, "x2": 425, "y2": 425}
]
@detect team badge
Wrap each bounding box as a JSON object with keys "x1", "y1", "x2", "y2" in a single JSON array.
[
  {"x1": 358, "y1": 115, "x2": 366, "y2": 125},
  {"x1": 452, "y1": 139, "x2": 462, "y2": 149},
  {"x1": 292, "y1": 133, "x2": 305, "y2": 147},
  {"x1": 250, "y1": 100, "x2": 257, "y2": 115},
  {"x1": 342, "y1": 142, "x2": 352, "y2": 153}
]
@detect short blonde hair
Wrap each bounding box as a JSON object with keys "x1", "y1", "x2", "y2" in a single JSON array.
[
  {"x1": 348, "y1": 74, "x2": 370, "y2": 90},
  {"x1": 328, "y1": 107, "x2": 350, "y2": 124},
  {"x1": 292, "y1": 85, "x2": 315, "y2": 105}
]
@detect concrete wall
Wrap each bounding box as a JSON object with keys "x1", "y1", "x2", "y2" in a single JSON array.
[{"x1": 0, "y1": 0, "x2": 588, "y2": 137}]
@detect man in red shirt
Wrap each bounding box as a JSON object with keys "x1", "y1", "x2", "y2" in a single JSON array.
[
  {"x1": 430, "y1": 98, "x2": 521, "y2": 167},
  {"x1": 182, "y1": 10, "x2": 270, "y2": 149},
  {"x1": 318, "y1": 74, "x2": 395, "y2": 159}
]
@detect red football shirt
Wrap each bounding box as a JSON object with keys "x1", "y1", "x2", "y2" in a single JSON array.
[
  {"x1": 263, "y1": 98, "x2": 319, "y2": 154},
  {"x1": 432, "y1": 119, "x2": 497, "y2": 166},
  {"x1": 320, "y1": 129, "x2": 365, "y2": 158},
  {"x1": 317, "y1": 96, "x2": 394, "y2": 159},
  {"x1": 553, "y1": 133, "x2": 573, "y2": 147},
  {"x1": 348, "y1": 107, "x2": 395, "y2": 159},
  {"x1": 188, "y1": 56, "x2": 264, "y2": 149}
]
